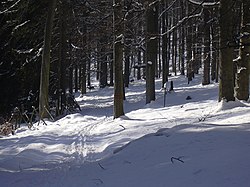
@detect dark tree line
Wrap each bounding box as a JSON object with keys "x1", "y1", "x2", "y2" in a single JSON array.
[{"x1": 0, "y1": 0, "x2": 249, "y2": 120}]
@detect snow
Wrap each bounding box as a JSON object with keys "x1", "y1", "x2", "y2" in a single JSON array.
[{"x1": 1, "y1": 74, "x2": 250, "y2": 187}]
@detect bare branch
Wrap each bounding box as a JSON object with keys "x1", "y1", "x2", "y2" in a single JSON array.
[
  {"x1": 161, "y1": 9, "x2": 203, "y2": 36},
  {"x1": 0, "y1": 0, "x2": 22, "y2": 14},
  {"x1": 187, "y1": 0, "x2": 220, "y2": 7}
]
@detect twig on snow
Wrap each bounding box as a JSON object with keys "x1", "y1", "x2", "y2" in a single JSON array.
[
  {"x1": 171, "y1": 156, "x2": 184, "y2": 164},
  {"x1": 98, "y1": 162, "x2": 106, "y2": 170},
  {"x1": 119, "y1": 124, "x2": 126, "y2": 130}
]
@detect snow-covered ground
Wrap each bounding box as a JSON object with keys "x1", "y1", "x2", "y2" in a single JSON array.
[{"x1": 1, "y1": 74, "x2": 250, "y2": 187}]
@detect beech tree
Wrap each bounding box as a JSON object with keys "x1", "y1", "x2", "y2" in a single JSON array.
[
  {"x1": 218, "y1": 0, "x2": 235, "y2": 102},
  {"x1": 146, "y1": 1, "x2": 158, "y2": 104},
  {"x1": 235, "y1": 0, "x2": 250, "y2": 101},
  {"x1": 113, "y1": 0, "x2": 125, "y2": 118},
  {"x1": 202, "y1": 8, "x2": 211, "y2": 85}
]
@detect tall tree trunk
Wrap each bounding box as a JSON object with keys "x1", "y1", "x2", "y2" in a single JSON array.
[
  {"x1": 180, "y1": 0, "x2": 185, "y2": 76},
  {"x1": 235, "y1": 0, "x2": 250, "y2": 101},
  {"x1": 124, "y1": 49, "x2": 130, "y2": 87},
  {"x1": 99, "y1": 38, "x2": 108, "y2": 88},
  {"x1": 57, "y1": 0, "x2": 67, "y2": 115},
  {"x1": 113, "y1": 0, "x2": 124, "y2": 118},
  {"x1": 171, "y1": 6, "x2": 177, "y2": 76},
  {"x1": 211, "y1": 24, "x2": 217, "y2": 81},
  {"x1": 146, "y1": 1, "x2": 158, "y2": 104},
  {"x1": 74, "y1": 64, "x2": 78, "y2": 92},
  {"x1": 202, "y1": 8, "x2": 211, "y2": 85},
  {"x1": 68, "y1": 65, "x2": 73, "y2": 94},
  {"x1": 161, "y1": 0, "x2": 168, "y2": 87},
  {"x1": 137, "y1": 51, "x2": 142, "y2": 80},
  {"x1": 39, "y1": 0, "x2": 57, "y2": 118},
  {"x1": 186, "y1": 25, "x2": 193, "y2": 83},
  {"x1": 109, "y1": 53, "x2": 114, "y2": 86},
  {"x1": 81, "y1": 63, "x2": 87, "y2": 95},
  {"x1": 186, "y1": 2, "x2": 193, "y2": 83},
  {"x1": 219, "y1": 0, "x2": 235, "y2": 101}
]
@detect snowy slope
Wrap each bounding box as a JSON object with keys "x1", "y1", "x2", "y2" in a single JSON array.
[{"x1": 1, "y1": 74, "x2": 250, "y2": 187}]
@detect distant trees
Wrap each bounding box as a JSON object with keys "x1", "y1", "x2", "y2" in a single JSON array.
[{"x1": 1, "y1": 0, "x2": 250, "y2": 119}]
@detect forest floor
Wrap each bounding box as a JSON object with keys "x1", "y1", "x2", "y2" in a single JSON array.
[{"x1": 1, "y1": 73, "x2": 250, "y2": 187}]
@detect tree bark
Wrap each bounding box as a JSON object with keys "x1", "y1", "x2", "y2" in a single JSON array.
[
  {"x1": 113, "y1": 0, "x2": 124, "y2": 118},
  {"x1": 124, "y1": 49, "x2": 130, "y2": 87},
  {"x1": 235, "y1": 0, "x2": 250, "y2": 101},
  {"x1": 39, "y1": 0, "x2": 57, "y2": 118},
  {"x1": 202, "y1": 8, "x2": 211, "y2": 85},
  {"x1": 161, "y1": 0, "x2": 168, "y2": 87},
  {"x1": 146, "y1": 1, "x2": 158, "y2": 104},
  {"x1": 180, "y1": 0, "x2": 185, "y2": 76},
  {"x1": 219, "y1": 0, "x2": 235, "y2": 101},
  {"x1": 57, "y1": 0, "x2": 67, "y2": 115}
]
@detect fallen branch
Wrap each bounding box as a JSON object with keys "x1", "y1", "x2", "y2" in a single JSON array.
[
  {"x1": 171, "y1": 156, "x2": 184, "y2": 164},
  {"x1": 98, "y1": 162, "x2": 106, "y2": 170},
  {"x1": 119, "y1": 124, "x2": 126, "y2": 130}
]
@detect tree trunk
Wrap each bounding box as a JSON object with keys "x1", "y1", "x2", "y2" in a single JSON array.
[
  {"x1": 113, "y1": 0, "x2": 124, "y2": 118},
  {"x1": 211, "y1": 24, "x2": 217, "y2": 81},
  {"x1": 124, "y1": 49, "x2": 130, "y2": 87},
  {"x1": 180, "y1": 0, "x2": 185, "y2": 76},
  {"x1": 81, "y1": 63, "x2": 87, "y2": 95},
  {"x1": 99, "y1": 38, "x2": 108, "y2": 88},
  {"x1": 39, "y1": 0, "x2": 57, "y2": 118},
  {"x1": 186, "y1": 25, "x2": 193, "y2": 83},
  {"x1": 74, "y1": 64, "x2": 78, "y2": 92},
  {"x1": 69, "y1": 66, "x2": 73, "y2": 94},
  {"x1": 146, "y1": 1, "x2": 158, "y2": 104},
  {"x1": 202, "y1": 8, "x2": 211, "y2": 85},
  {"x1": 109, "y1": 53, "x2": 114, "y2": 86},
  {"x1": 235, "y1": 0, "x2": 250, "y2": 101},
  {"x1": 219, "y1": 0, "x2": 235, "y2": 102},
  {"x1": 57, "y1": 0, "x2": 67, "y2": 115},
  {"x1": 161, "y1": 0, "x2": 168, "y2": 87}
]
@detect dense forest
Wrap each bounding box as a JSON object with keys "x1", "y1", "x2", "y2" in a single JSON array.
[{"x1": 0, "y1": 0, "x2": 249, "y2": 121}]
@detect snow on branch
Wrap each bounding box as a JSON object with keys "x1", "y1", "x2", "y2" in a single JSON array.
[
  {"x1": 71, "y1": 43, "x2": 83, "y2": 50},
  {"x1": 149, "y1": 0, "x2": 161, "y2": 8},
  {"x1": 12, "y1": 20, "x2": 30, "y2": 34},
  {"x1": 161, "y1": 9, "x2": 203, "y2": 36},
  {"x1": 0, "y1": 0, "x2": 22, "y2": 14},
  {"x1": 159, "y1": 0, "x2": 178, "y2": 18},
  {"x1": 187, "y1": 0, "x2": 220, "y2": 7}
]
